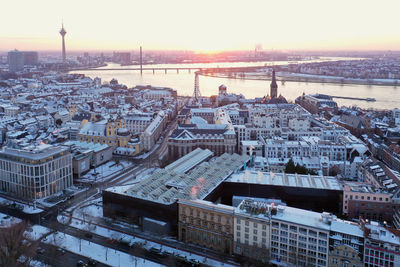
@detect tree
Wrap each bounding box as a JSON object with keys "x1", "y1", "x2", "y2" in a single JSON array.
[
  {"x1": 285, "y1": 159, "x2": 296, "y2": 173},
  {"x1": 285, "y1": 159, "x2": 317, "y2": 175},
  {"x1": 55, "y1": 118, "x2": 63, "y2": 126},
  {"x1": 0, "y1": 221, "x2": 39, "y2": 267}
]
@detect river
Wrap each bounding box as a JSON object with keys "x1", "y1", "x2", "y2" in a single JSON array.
[{"x1": 70, "y1": 58, "x2": 400, "y2": 110}]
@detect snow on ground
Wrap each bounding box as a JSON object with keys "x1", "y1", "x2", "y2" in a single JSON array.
[
  {"x1": 0, "y1": 196, "x2": 43, "y2": 214},
  {"x1": 38, "y1": 185, "x2": 87, "y2": 208},
  {"x1": 76, "y1": 198, "x2": 103, "y2": 218},
  {"x1": 0, "y1": 212, "x2": 21, "y2": 228},
  {"x1": 118, "y1": 167, "x2": 158, "y2": 186},
  {"x1": 30, "y1": 260, "x2": 51, "y2": 267},
  {"x1": 134, "y1": 143, "x2": 160, "y2": 159},
  {"x1": 43, "y1": 230, "x2": 164, "y2": 267},
  {"x1": 62, "y1": 217, "x2": 237, "y2": 267},
  {"x1": 25, "y1": 225, "x2": 51, "y2": 240},
  {"x1": 76, "y1": 160, "x2": 134, "y2": 184}
]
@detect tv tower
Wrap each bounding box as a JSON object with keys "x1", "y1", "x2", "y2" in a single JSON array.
[
  {"x1": 59, "y1": 23, "x2": 67, "y2": 62},
  {"x1": 193, "y1": 72, "x2": 201, "y2": 101}
]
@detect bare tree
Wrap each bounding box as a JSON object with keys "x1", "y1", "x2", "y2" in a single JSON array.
[{"x1": 0, "y1": 221, "x2": 39, "y2": 267}]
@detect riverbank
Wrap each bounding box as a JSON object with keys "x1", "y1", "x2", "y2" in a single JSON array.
[{"x1": 200, "y1": 71, "x2": 400, "y2": 87}]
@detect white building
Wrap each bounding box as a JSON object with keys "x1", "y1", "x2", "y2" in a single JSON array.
[
  {"x1": 269, "y1": 205, "x2": 330, "y2": 266},
  {"x1": 140, "y1": 111, "x2": 166, "y2": 151},
  {"x1": 125, "y1": 113, "x2": 153, "y2": 134}
]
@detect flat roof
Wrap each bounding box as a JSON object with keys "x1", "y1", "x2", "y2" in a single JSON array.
[
  {"x1": 0, "y1": 145, "x2": 69, "y2": 161},
  {"x1": 164, "y1": 148, "x2": 214, "y2": 174},
  {"x1": 111, "y1": 153, "x2": 249, "y2": 205},
  {"x1": 226, "y1": 170, "x2": 342, "y2": 191}
]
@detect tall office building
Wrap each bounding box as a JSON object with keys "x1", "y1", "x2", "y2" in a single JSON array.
[
  {"x1": 60, "y1": 24, "x2": 67, "y2": 62},
  {"x1": 8, "y1": 50, "x2": 24, "y2": 72},
  {"x1": 0, "y1": 144, "x2": 72, "y2": 200},
  {"x1": 23, "y1": 51, "x2": 39, "y2": 65}
]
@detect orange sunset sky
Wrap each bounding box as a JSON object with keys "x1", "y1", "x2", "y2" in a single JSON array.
[{"x1": 1, "y1": 0, "x2": 399, "y2": 52}]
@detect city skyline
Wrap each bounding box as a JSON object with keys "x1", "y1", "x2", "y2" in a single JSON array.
[{"x1": 1, "y1": 0, "x2": 400, "y2": 52}]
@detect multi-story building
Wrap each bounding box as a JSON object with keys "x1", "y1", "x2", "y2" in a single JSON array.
[
  {"x1": 295, "y1": 94, "x2": 338, "y2": 114},
  {"x1": 22, "y1": 51, "x2": 39, "y2": 65},
  {"x1": 234, "y1": 199, "x2": 271, "y2": 262},
  {"x1": 7, "y1": 50, "x2": 38, "y2": 72},
  {"x1": 269, "y1": 205, "x2": 330, "y2": 266},
  {"x1": 168, "y1": 126, "x2": 236, "y2": 158},
  {"x1": 264, "y1": 135, "x2": 369, "y2": 179},
  {"x1": 363, "y1": 221, "x2": 400, "y2": 267},
  {"x1": 8, "y1": 50, "x2": 24, "y2": 72},
  {"x1": 190, "y1": 108, "x2": 216, "y2": 124},
  {"x1": 178, "y1": 199, "x2": 234, "y2": 254},
  {"x1": 0, "y1": 144, "x2": 72, "y2": 200},
  {"x1": 343, "y1": 182, "x2": 394, "y2": 222},
  {"x1": 78, "y1": 116, "x2": 139, "y2": 155},
  {"x1": 329, "y1": 219, "x2": 364, "y2": 267},
  {"x1": 140, "y1": 111, "x2": 166, "y2": 151},
  {"x1": 124, "y1": 113, "x2": 153, "y2": 134}
]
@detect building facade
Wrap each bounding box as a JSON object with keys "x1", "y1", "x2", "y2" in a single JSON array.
[
  {"x1": 234, "y1": 199, "x2": 271, "y2": 262},
  {"x1": 0, "y1": 145, "x2": 72, "y2": 200},
  {"x1": 178, "y1": 199, "x2": 234, "y2": 254},
  {"x1": 168, "y1": 128, "x2": 236, "y2": 158}
]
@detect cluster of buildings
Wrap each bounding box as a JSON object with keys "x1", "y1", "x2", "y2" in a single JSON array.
[
  {"x1": 7, "y1": 50, "x2": 39, "y2": 72},
  {"x1": 169, "y1": 90, "x2": 370, "y2": 180},
  {"x1": 104, "y1": 148, "x2": 400, "y2": 266},
  {"x1": 0, "y1": 72, "x2": 179, "y2": 199},
  {"x1": 286, "y1": 57, "x2": 400, "y2": 80}
]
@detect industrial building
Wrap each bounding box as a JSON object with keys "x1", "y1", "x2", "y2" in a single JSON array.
[{"x1": 103, "y1": 149, "x2": 249, "y2": 234}]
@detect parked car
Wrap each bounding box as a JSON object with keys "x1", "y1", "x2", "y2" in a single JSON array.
[
  {"x1": 76, "y1": 260, "x2": 87, "y2": 267},
  {"x1": 84, "y1": 233, "x2": 93, "y2": 239},
  {"x1": 149, "y1": 247, "x2": 162, "y2": 255},
  {"x1": 87, "y1": 258, "x2": 97, "y2": 266}
]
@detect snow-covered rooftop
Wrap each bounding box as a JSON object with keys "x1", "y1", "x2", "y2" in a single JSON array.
[{"x1": 227, "y1": 170, "x2": 342, "y2": 191}]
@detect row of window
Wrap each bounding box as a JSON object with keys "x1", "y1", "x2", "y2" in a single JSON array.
[{"x1": 345, "y1": 194, "x2": 389, "y2": 202}]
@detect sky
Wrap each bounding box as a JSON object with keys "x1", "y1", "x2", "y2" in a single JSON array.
[{"x1": 1, "y1": 0, "x2": 399, "y2": 52}]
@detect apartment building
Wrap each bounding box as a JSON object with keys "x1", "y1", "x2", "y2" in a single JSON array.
[
  {"x1": 178, "y1": 199, "x2": 234, "y2": 254},
  {"x1": 234, "y1": 199, "x2": 271, "y2": 262},
  {"x1": 140, "y1": 111, "x2": 166, "y2": 151},
  {"x1": 343, "y1": 182, "x2": 393, "y2": 222},
  {"x1": 124, "y1": 113, "x2": 153, "y2": 134},
  {"x1": 363, "y1": 221, "x2": 400, "y2": 267}
]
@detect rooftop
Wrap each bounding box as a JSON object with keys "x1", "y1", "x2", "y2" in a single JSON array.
[
  {"x1": 226, "y1": 170, "x2": 342, "y2": 191},
  {"x1": 0, "y1": 144, "x2": 69, "y2": 161},
  {"x1": 164, "y1": 148, "x2": 214, "y2": 174},
  {"x1": 108, "y1": 153, "x2": 249, "y2": 205}
]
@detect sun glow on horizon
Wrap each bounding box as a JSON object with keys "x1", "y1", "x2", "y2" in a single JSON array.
[{"x1": 1, "y1": 0, "x2": 400, "y2": 52}]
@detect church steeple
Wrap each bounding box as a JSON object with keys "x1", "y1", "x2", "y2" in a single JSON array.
[{"x1": 270, "y1": 70, "x2": 278, "y2": 98}]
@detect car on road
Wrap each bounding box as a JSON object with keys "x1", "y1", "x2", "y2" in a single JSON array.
[
  {"x1": 162, "y1": 251, "x2": 174, "y2": 257},
  {"x1": 84, "y1": 233, "x2": 93, "y2": 239},
  {"x1": 189, "y1": 259, "x2": 200, "y2": 266},
  {"x1": 106, "y1": 238, "x2": 117, "y2": 244},
  {"x1": 76, "y1": 260, "x2": 87, "y2": 267},
  {"x1": 87, "y1": 258, "x2": 97, "y2": 266},
  {"x1": 149, "y1": 247, "x2": 162, "y2": 255}
]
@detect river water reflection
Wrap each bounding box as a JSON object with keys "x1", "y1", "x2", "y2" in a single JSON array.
[{"x1": 71, "y1": 58, "x2": 400, "y2": 110}]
